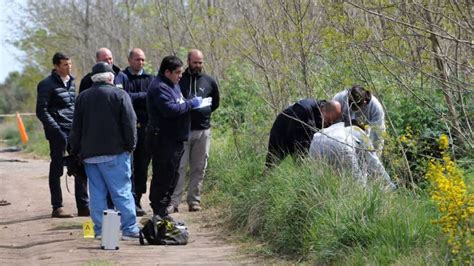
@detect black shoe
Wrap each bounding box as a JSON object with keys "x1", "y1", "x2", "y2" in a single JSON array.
[
  {"x1": 136, "y1": 205, "x2": 147, "y2": 217},
  {"x1": 52, "y1": 207, "x2": 74, "y2": 218},
  {"x1": 77, "y1": 207, "x2": 90, "y2": 217}
]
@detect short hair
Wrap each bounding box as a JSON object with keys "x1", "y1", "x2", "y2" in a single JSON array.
[
  {"x1": 158, "y1": 55, "x2": 183, "y2": 75},
  {"x1": 349, "y1": 85, "x2": 371, "y2": 107},
  {"x1": 128, "y1": 50, "x2": 135, "y2": 59},
  {"x1": 128, "y1": 48, "x2": 142, "y2": 59},
  {"x1": 187, "y1": 49, "x2": 202, "y2": 61},
  {"x1": 52, "y1": 52, "x2": 69, "y2": 65},
  {"x1": 91, "y1": 72, "x2": 115, "y2": 83},
  {"x1": 320, "y1": 100, "x2": 337, "y2": 113},
  {"x1": 96, "y1": 48, "x2": 112, "y2": 60}
]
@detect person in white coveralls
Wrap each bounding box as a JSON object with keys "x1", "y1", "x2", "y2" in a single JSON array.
[{"x1": 309, "y1": 122, "x2": 396, "y2": 190}]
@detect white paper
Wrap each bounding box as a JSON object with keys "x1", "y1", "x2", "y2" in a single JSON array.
[{"x1": 193, "y1": 97, "x2": 212, "y2": 109}]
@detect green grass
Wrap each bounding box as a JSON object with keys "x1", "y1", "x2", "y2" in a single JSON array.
[
  {"x1": 205, "y1": 132, "x2": 449, "y2": 264},
  {"x1": 0, "y1": 115, "x2": 458, "y2": 264},
  {"x1": 0, "y1": 116, "x2": 49, "y2": 157}
]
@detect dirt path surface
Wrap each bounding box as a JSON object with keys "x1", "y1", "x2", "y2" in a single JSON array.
[{"x1": 0, "y1": 150, "x2": 257, "y2": 265}]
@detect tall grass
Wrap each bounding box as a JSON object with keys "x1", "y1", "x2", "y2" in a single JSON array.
[{"x1": 206, "y1": 131, "x2": 448, "y2": 264}]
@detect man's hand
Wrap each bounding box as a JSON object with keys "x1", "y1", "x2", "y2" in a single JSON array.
[{"x1": 191, "y1": 97, "x2": 203, "y2": 108}]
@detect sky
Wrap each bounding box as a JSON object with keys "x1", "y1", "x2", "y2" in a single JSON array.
[{"x1": 0, "y1": 1, "x2": 26, "y2": 84}]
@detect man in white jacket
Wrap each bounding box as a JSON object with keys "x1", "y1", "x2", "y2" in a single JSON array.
[
  {"x1": 309, "y1": 122, "x2": 396, "y2": 190},
  {"x1": 333, "y1": 85, "x2": 385, "y2": 155}
]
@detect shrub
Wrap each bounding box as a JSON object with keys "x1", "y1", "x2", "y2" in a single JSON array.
[
  {"x1": 206, "y1": 132, "x2": 447, "y2": 264},
  {"x1": 425, "y1": 134, "x2": 473, "y2": 264}
]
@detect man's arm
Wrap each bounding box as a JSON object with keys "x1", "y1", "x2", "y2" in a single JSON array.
[
  {"x1": 332, "y1": 90, "x2": 351, "y2": 124},
  {"x1": 78, "y1": 75, "x2": 92, "y2": 94},
  {"x1": 114, "y1": 71, "x2": 128, "y2": 91},
  {"x1": 35, "y1": 80, "x2": 59, "y2": 130},
  {"x1": 210, "y1": 77, "x2": 220, "y2": 112},
  {"x1": 367, "y1": 97, "x2": 386, "y2": 152},
  {"x1": 121, "y1": 91, "x2": 138, "y2": 152},
  {"x1": 69, "y1": 97, "x2": 83, "y2": 156},
  {"x1": 157, "y1": 86, "x2": 193, "y2": 118}
]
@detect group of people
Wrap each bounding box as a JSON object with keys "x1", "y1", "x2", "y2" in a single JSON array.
[
  {"x1": 265, "y1": 85, "x2": 395, "y2": 189},
  {"x1": 36, "y1": 48, "x2": 219, "y2": 239},
  {"x1": 36, "y1": 45, "x2": 394, "y2": 239}
]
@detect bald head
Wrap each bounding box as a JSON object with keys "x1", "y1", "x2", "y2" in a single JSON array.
[
  {"x1": 96, "y1": 48, "x2": 113, "y2": 65},
  {"x1": 187, "y1": 49, "x2": 204, "y2": 75},
  {"x1": 128, "y1": 48, "x2": 145, "y2": 74},
  {"x1": 321, "y1": 100, "x2": 342, "y2": 127}
]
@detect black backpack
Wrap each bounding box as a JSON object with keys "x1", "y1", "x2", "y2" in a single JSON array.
[{"x1": 139, "y1": 215, "x2": 189, "y2": 245}]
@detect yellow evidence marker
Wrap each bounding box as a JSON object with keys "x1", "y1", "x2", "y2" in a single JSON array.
[{"x1": 83, "y1": 219, "x2": 95, "y2": 238}]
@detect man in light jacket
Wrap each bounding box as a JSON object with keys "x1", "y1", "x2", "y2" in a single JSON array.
[{"x1": 333, "y1": 85, "x2": 385, "y2": 155}]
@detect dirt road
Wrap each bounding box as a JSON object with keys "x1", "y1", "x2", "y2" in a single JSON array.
[{"x1": 0, "y1": 150, "x2": 257, "y2": 265}]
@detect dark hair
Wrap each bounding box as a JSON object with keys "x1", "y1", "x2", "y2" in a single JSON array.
[
  {"x1": 52, "y1": 52, "x2": 70, "y2": 65},
  {"x1": 158, "y1": 55, "x2": 183, "y2": 75},
  {"x1": 128, "y1": 48, "x2": 142, "y2": 59},
  {"x1": 348, "y1": 85, "x2": 371, "y2": 107}
]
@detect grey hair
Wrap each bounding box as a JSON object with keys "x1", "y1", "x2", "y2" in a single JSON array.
[{"x1": 91, "y1": 72, "x2": 114, "y2": 83}]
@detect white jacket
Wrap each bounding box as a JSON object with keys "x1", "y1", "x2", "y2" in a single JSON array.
[
  {"x1": 309, "y1": 122, "x2": 396, "y2": 190},
  {"x1": 333, "y1": 89, "x2": 385, "y2": 153}
]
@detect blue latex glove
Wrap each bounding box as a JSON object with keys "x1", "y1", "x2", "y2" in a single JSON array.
[{"x1": 191, "y1": 97, "x2": 203, "y2": 108}]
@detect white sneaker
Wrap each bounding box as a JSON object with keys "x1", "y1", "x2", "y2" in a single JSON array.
[{"x1": 121, "y1": 232, "x2": 140, "y2": 241}]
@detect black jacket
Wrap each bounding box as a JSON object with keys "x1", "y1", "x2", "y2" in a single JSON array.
[
  {"x1": 147, "y1": 75, "x2": 194, "y2": 142},
  {"x1": 36, "y1": 70, "x2": 76, "y2": 131},
  {"x1": 69, "y1": 82, "x2": 137, "y2": 159},
  {"x1": 179, "y1": 69, "x2": 220, "y2": 130},
  {"x1": 115, "y1": 67, "x2": 154, "y2": 125},
  {"x1": 268, "y1": 98, "x2": 325, "y2": 153},
  {"x1": 292, "y1": 98, "x2": 324, "y2": 130},
  {"x1": 78, "y1": 64, "x2": 121, "y2": 94}
]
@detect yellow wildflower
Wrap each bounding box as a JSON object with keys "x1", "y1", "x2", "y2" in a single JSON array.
[
  {"x1": 425, "y1": 134, "x2": 472, "y2": 262},
  {"x1": 439, "y1": 134, "x2": 449, "y2": 151}
]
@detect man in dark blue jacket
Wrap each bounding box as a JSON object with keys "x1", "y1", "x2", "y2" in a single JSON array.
[
  {"x1": 115, "y1": 48, "x2": 154, "y2": 216},
  {"x1": 79, "y1": 47, "x2": 121, "y2": 94},
  {"x1": 36, "y1": 52, "x2": 88, "y2": 218},
  {"x1": 169, "y1": 49, "x2": 220, "y2": 213},
  {"x1": 265, "y1": 99, "x2": 342, "y2": 168},
  {"x1": 146, "y1": 55, "x2": 202, "y2": 219},
  {"x1": 69, "y1": 62, "x2": 140, "y2": 240}
]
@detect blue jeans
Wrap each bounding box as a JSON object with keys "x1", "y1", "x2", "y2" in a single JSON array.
[{"x1": 84, "y1": 152, "x2": 139, "y2": 236}]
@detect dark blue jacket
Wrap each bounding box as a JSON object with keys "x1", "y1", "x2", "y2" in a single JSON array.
[
  {"x1": 36, "y1": 70, "x2": 76, "y2": 131},
  {"x1": 179, "y1": 68, "x2": 220, "y2": 130},
  {"x1": 147, "y1": 75, "x2": 194, "y2": 142},
  {"x1": 69, "y1": 82, "x2": 137, "y2": 159},
  {"x1": 115, "y1": 67, "x2": 154, "y2": 125}
]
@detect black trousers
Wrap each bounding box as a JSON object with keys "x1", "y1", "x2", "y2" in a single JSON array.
[
  {"x1": 46, "y1": 128, "x2": 88, "y2": 210},
  {"x1": 265, "y1": 108, "x2": 314, "y2": 168},
  {"x1": 132, "y1": 125, "x2": 151, "y2": 195},
  {"x1": 147, "y1": 130, "x2": 184, "y2": 216}
]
